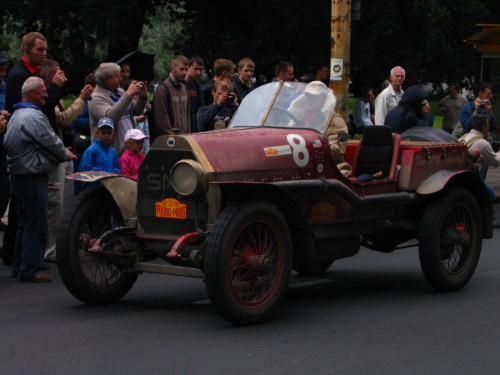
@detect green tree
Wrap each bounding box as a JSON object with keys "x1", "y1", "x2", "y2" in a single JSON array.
[
  {"x1": 350, "y1": 0, "x2": 497, "y2": 95},
  {"x1": 1, "y1": 0, "x2": 500, "y2": 95},
  {"x1": 179, "y1": 0, "x2": 500, "y2": 92},
  {"x1": 139, "y1": 3, "x2": 187, "y2": 81},
  {"x1": 0, "y1": 0, "x2": 173, "y2": 92},
  {"x1": 179, "y1": 0, "x2": 331, "y2": 82}
]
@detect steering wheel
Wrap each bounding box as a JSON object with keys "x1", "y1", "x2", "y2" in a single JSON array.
[{"x1": 268, "y1": 106, "x2": 301, "y2": 126}]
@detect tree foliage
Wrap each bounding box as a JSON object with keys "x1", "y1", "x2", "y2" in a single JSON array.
[
  {"x1": 0, "y1": 0, "x2": 170, "y2": 92},
  {"x1": 180, "y1": 0, "x2": 331, "y2": 82},
  {"x1": 139, "y1": 3, "x2": 187, "y2": 81},
  {"x1": 1, "y1": 0, "x2": 499, "y2": 96},
  {"x1": 350, "y1": 0, "x2": 498, "y2": 94},
  {"x1": 178, "y1": 0, "x2": 500, "y2": 93}
]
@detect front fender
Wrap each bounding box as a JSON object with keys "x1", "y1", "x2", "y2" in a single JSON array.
[
  {"x1": 67, "y1": 172, "x2": 137, "y2": 223},
  {"x1": 215, "y1": 181, "x2": 315, "y2": 238}
]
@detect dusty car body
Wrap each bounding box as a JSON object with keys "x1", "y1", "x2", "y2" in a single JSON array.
[{"x1": 58, "y1": 81, "x2": 493, "y2": 325}]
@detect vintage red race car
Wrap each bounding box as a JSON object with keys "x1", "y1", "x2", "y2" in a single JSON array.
[{"x1": 58, "y1": 81, "x2": 493, "y2": 325}]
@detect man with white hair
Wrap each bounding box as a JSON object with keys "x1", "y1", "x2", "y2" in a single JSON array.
[
  {"x1": 375, "y1": 66, "x2": 405, "y2": 125},
  {"x1": 4, "y1": 77, "x2": 76, "y2": 282},
  {"x1": 89, "y1": 62, "x2": 147, "y2": 152}
]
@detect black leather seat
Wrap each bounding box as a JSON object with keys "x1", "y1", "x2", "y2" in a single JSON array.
[{"x1": 356, "y1": 125, "x2": 396, "y2": 177}]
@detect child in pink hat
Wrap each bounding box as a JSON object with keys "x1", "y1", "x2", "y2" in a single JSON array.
[{"x1": 119, "y1": 128, "x2": 149, "y2": 180}]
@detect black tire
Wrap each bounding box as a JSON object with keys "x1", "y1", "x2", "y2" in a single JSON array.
[
  {"x1": 56, "y1": 188, "x2": 138, "y2": 304},
  {"x1": 204, "y1": 201, "x2": 292, "y2": 325},
  {"x1": 419, "y1": 188, "x2": 482, "y2": 291}
]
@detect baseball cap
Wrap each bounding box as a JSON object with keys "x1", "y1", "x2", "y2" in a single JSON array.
[
  {"x1": 97, "y1": 117, "x2": 114, "y2": 129},
  {"x1": 0, "y1": 51, "x2": 10, "y2": 64},
  {"x1": 305, "y1": 80, "x2": 328, "y2": 96},
  {"x1": 124, "y1": 128, "x2": 149, "y2": 142}
]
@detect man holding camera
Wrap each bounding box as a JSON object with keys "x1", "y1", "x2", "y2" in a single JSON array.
[
  {"x1": 197, "y1": 81, "x2": 237, "y2": 132},
  {"x1": 89, "y1": 62, "x2": 147, "y2": 152},
  {"x1": 458, "y1": 82, "x2": 497, "y2": 139}
]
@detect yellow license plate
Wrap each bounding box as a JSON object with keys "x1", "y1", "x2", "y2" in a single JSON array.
[{"x1": 155, "y1": 198, "x2": 187, "y2": 220}]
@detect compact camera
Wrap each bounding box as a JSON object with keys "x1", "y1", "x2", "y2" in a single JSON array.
[
  {"x1": 225, "y1": 93, "x2": 235, "y2": 108},
  {"x1": 481, "y1": 99, "x2": 489, "y2": 105}
]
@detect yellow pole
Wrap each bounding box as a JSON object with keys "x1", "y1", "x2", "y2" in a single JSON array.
[{"x1": 330, "y1": 0, "x2": 352, "y2": 123}]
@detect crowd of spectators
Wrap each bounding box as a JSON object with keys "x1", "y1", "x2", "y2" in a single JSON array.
[{"x1": 0, "y1": 31, "x2": 498, "y2": 282}]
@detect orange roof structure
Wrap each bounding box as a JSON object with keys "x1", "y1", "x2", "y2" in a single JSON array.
[{"x1": 465, "y1": 24, "x2": 500, "y2": 53}]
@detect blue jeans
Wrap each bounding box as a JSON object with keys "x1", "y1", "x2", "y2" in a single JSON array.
[
  {"x1": 480, "y1": 163, "x2": 489, "y2": 181},
  {"x1": 484, "y1": 181, "x2": 496, "y2": 202},
  {"x1": 137, "y1": 119, "x2": 151, "y2": 155},
  {"x1": 10, "y1": 175, "x2": 49, "y2": 279}
]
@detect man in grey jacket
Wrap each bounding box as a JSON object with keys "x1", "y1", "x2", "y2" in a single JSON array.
[{"x1": 4, "y1": 77, "x2": 76, "y2": 282}]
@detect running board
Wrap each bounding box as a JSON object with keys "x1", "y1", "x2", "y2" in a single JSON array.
[{"x1": 132, "y1": 262, "x2": 204, "y2": 278}]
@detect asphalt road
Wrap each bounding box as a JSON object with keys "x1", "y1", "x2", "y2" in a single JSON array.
[{"x1": 1, "y1": 233, "x2": 500, "y2": 375}]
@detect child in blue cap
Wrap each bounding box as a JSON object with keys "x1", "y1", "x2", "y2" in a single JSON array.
[{"x1": 79, "y1": 117, "x2": 121, "y2": 177}]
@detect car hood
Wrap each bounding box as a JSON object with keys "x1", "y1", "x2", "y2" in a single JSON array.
[{"x1": 187, "y1": 127, "x2": 333, "y2": 180}]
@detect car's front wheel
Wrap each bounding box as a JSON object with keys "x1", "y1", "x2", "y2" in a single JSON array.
[{"x1": 204, "y1": 201, "x2": 292, "y2": 325}]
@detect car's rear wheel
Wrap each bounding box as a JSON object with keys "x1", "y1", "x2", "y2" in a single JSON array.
[
  {"x1": 419, "y1": 188, "x2": 482, "y2": 291},
  {"x1": 56, "y1": 188, "x2": 138, "y2": 304},
  {"x1": 204, "y1": 201, "x2": 292, "y2": 325}
]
